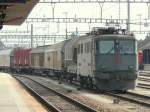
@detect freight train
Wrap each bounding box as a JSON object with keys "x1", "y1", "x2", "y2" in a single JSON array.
[{"x1": 0, "y1": 27, "x2": 138, "y2": 91}]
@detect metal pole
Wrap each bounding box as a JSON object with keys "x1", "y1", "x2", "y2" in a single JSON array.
[
  {"x1": 76, "y1": 27, "x2": 78, "y2": 36},
  {"x1": 57, "y1": 22, "x2": 60, "y2": 33},
  {"x1": 98, "y1": 2, "x2": 104, "y2": 23},
  {"x1": 148, "y1": 3, "x2": 150, "y2": 19},
  {"x1": 137, "y1": 14, "x2": 142, "y2": 33},
  {"x1": 88, "y1": 23, "x2": 91, "y2": 32},
  {"x1": 149, "y1": 6, "x2": 150, "y2": 19},
  {"x1": 127, "y1": 0, "x2": 130, "y2": 33},
  {"x1": 54, "y1": 35, "x2": 56, "y2": 43},
  {"x1": 139, "y1": 15, "x2": 142, "y2": 33},
  {"x1": 63, "y1": 12, "x2": 68, "y2": 39},
  {"x1": 51, "y1": 3, "x2": 55, "y2": 19},
  {"x1": 66, "y1": 28, "x2": 67, "y2": 39},
  {"x1": 119, "y1": 0, "x2": 121, "y2": 21},
  {"x1": 31, "y1": 24, "x2": 33, "y2": 48}
]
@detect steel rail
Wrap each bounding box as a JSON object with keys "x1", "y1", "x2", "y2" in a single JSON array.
[
  {"x1": 15, "y1": 75, "x2": 97, "y2": 112},
  {"x1": 139, "y1": 74, "x2": 150, "y2": 77},
  {"x1": 137, "y1": 83, "x2": 150, "y2": 89},
  {"x1": 14, "y1": 76, "x2": 61, "y2": 112},
  {"x1": 137, "y1": 85, "x2": 150, "y2": 89},
  {"x1": 14, "y1": 74, "x2": 150, "y2": 109},
  {"x1": 138, "y1": 77, "x2": 150, "y2": 82},
  {"x1": 105, "y1": 91, "x2": 150, "y2": 107}
]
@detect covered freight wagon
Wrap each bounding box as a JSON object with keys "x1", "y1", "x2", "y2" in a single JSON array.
[
  {"x1": 43, "y1": 41, "x2": 69, "y2": 76},
  {"x1": 12, "y1": 48, "x2": 31, "y2": 73},
  {"x1": 0, "y1": 48, "x2": 13, "y2": 72},
  {"x1": 44, "y1": 42, "x2": 66, "y2": 71},
  {"x1": 13, "y1": 48, "x2": 31, "y2": 66},
  {"x1": 30, "y1": 45, "x2": 50, "y2": 74}
]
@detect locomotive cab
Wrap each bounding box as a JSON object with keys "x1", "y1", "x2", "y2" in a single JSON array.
[{"x1": 93, "y1": 28, "x2": 138, "y2": 90}]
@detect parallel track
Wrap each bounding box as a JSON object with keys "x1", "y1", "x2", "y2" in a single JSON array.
[
  {"x1": 138, "y1": 71, "x2": 150, "y2": 89},
  {"x1": 137, "y1": 83, "x2": 150, "y2": 89},
  {"x1": 15, "y1": 74, "x2": 150, "y2": 109},
  {"x1": 14, "y1": 75, "x2": 97, "y2": 112},
  {"x1": 105, "y1": 92, "x2": 150, "y2": 108},
  {"x1": 139, "y1": 71, "x2": 150, "y2": 77},
  {"x1": 138, "y1": 77, "x2": 150, "y2": 82}
]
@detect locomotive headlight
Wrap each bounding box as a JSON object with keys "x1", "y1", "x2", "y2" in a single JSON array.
[
  {"x1": 101, "y1": 66, "x2": 105, "y2": 69},
  {"x1": 128, "y1": 65, "x2": 134, "y2": 69}
]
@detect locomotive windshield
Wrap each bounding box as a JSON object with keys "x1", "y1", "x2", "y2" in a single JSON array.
[
  {"x1": 99, "y1": 41, "x2": 114, "y2": 54},
  {"x1": 97, "y1": 39, "x2": 135, "y2": 54},
  {"x1": 119, "y1": 41, "x2": 134, "y2": 54}
]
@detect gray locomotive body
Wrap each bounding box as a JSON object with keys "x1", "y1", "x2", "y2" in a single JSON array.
[
  {"x1": 94, "y1": 35, "x2": 138, "y2": 90},
  {"x1": 64, "y1": 28, "x2": 138, "y2": 91}
]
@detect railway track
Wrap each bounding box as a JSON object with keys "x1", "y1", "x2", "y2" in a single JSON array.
[
  {"x1": 14, "y1": 75, "x2": 97, "y2": 112},
  {"x1": 138, "y1": 77, "x2": 150, "y2": 82},
  {"x1": 137, "y1": 83, "x2": 150, "y2": 89},
  {"x1": 15, "y1": 75, "x2": 150, "y2": 109},
  {"x1": 105, "y1": 92, "x2": 150, "y2": 108},
  {"x1": 138, "y1": 71, "x2": 150, "y2": 89},
  {"x1": 139, "y1": 71, "x2": 150, "y2": 77}
]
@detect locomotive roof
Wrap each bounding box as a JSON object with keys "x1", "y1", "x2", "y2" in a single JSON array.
[
  {"x1": 95, "y1": 34, "x2": 136, "y2": 40},
  {"x1": 76, "y1": 34, "x2": 136, "y2": 41},
  {"x1": 64, "y1": 37, "x2": 79, "y2": 48}
]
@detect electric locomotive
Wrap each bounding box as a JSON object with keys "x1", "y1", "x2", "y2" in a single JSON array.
[
  {"x1": 94, "y1": 28, "x2": 138, "y2": 90},
  {"x1": 65, "y1": 27, "x2": 138, "y2": 91}
]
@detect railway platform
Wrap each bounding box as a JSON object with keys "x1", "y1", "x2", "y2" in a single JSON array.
[{"x1": 0, "y1": 72, "x2": 48, "y2": 112}]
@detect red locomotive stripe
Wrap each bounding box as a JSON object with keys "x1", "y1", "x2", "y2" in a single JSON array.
[{"x1": 114, "y1": 52, "x2": 120, "y2": 64}]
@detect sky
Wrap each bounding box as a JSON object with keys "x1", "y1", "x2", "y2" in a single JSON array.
[{"x1": 1, "y1": 1, "x2": 150, "y2": 47}]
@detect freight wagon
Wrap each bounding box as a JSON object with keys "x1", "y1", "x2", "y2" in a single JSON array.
[
  {"x1": 43, "y1": 41, "x2": 67, "y2": 77},
  {"x1": 0, "y1": 48, "x2": 13, "y2": 72},
  {"x1": 30, "y1": 45, "x2": 50, "y2": 74},
  {"x1": 12, "y1": 48, "x2": 31, "y2": 73}
]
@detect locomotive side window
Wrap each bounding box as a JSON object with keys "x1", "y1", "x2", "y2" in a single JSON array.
[
  {"x1": 84, "y1": 43, "x2": 86, "y2": 53},
  {"x1": 99, "y1": 41, "x2": 114, "y2": 54},
  {"x1": 81, "y1": 44, "x2": 83, "y2": 53},
  {"x1": 87, "y1": 42, "x2": 91, "y2": 53},
  {"x1": 88, "y1": 42, "x2": 90, "y2": 53},
  {"x1": 78, "y1": 44, "x2": 80, "y2": 54},
  {"x1": 73, "y1": 48, "x2": 77, "y2": 63},
  {"x1": 119, "y1": 41, "x2": 134, "y2": 54},
  {"x1": 87, "y1": 43, "x2": 89, "y2": 53}
]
